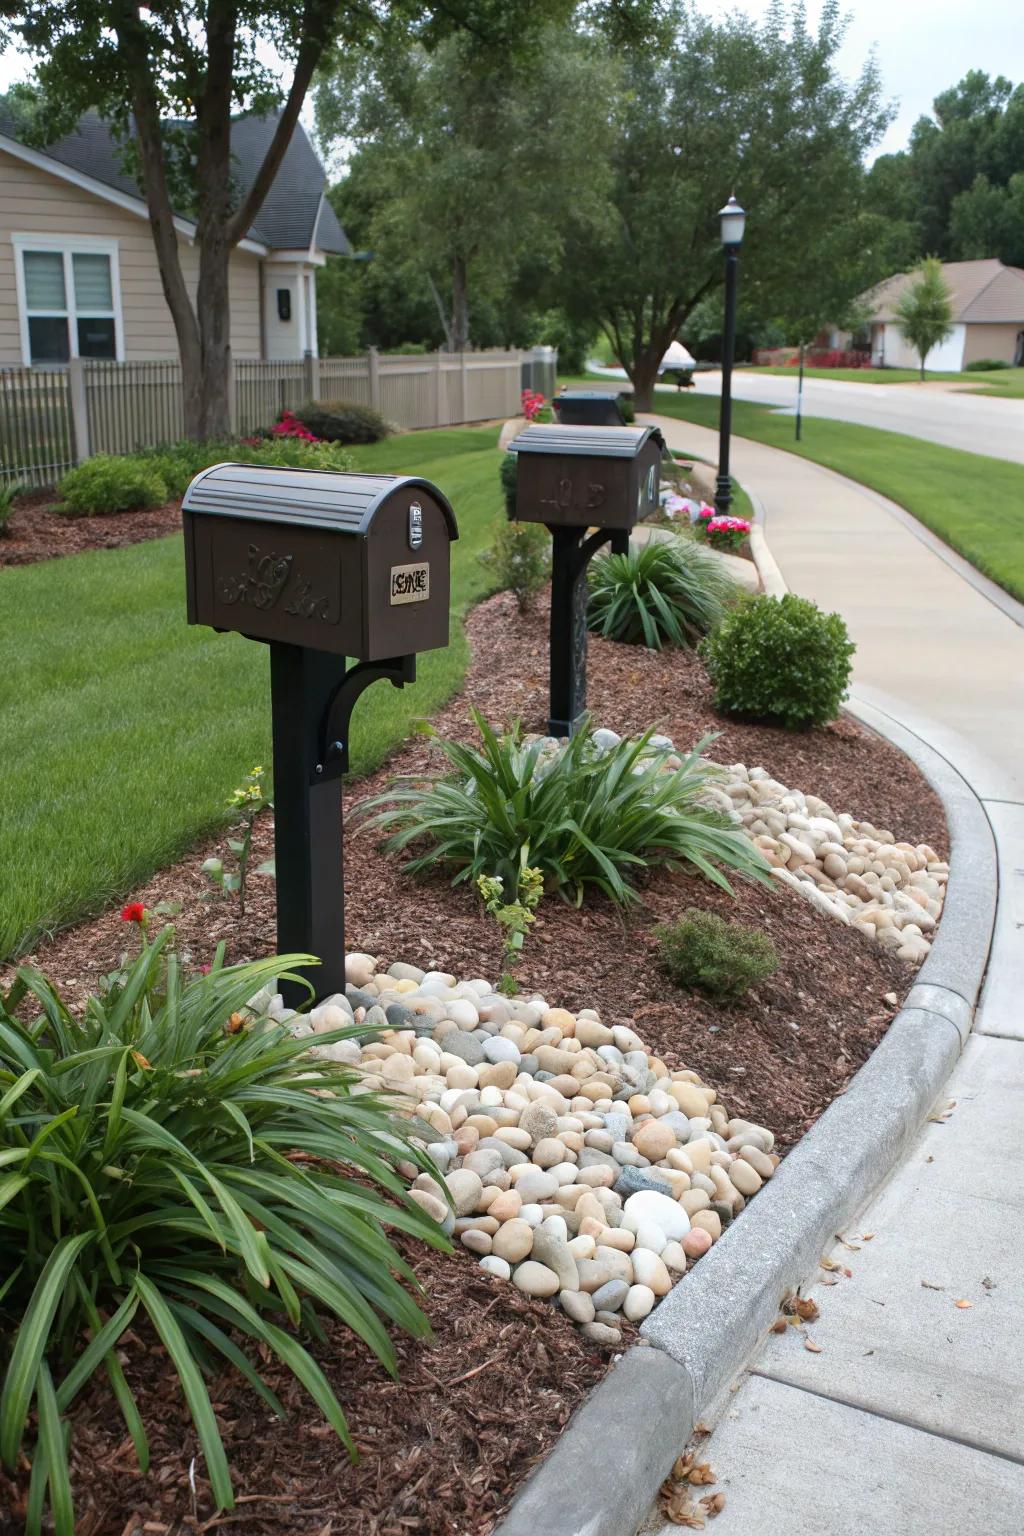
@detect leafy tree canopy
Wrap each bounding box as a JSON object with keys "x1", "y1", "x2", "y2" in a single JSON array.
[{"x1": 895, "y1": 257, "x2": 954, "y2": 379}]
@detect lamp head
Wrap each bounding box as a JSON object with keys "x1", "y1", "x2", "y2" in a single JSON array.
[{"x1": 719, "y1": 194, "x2": 746, "y2": 247}]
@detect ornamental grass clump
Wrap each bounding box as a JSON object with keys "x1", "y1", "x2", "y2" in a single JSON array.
[
  {"x1": 655, "y1": 907, "x2": 779, "y2": 1001},
  {"x1": 701, "y1": 593, "x2": 855, "y2": 730},
  {"x1": 355, "y1": 710, "x2": 771, "y2": 909},
  {"x1": 0, "y1": 928, "x2": 445, "y2": 1535},
  {"x1": 587, "y1": 538, "x2": 739, "y2": 650}
]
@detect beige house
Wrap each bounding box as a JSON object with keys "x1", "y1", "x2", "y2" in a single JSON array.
[
  {"x1": 0, "y1": 107, "x2": 350, "y2": 367},
  {"x1": 855, "y1": 259, "x2": 1024, "y2": 372}
]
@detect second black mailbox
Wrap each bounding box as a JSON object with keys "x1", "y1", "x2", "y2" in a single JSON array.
[
  {"x1": 183, "y1": 462, "x2": 458, "y2": 1001},
  {"x1": 508, "y1": 423, "x2": 665, "y2": 736}
]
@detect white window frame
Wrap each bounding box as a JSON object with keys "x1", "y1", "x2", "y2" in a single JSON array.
[{"x1": 11, "y1": 233, "x2": 125, "y2": 366}]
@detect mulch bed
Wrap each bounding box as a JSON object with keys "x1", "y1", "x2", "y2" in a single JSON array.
[
  {"x1": 3, "y1": 586, "x2": 948, "y2": 1536},
  {"x1": 0, "y1": 494, "x2": 180, "y2": 567}
]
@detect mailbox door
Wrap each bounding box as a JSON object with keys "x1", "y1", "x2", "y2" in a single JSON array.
[
  {"x1": 630, "y1": 439, "x2": 663, "y2": 524},
  {"x1": 516, "y1": 454, "x2": 636, "y2": 529},
  {"x1": 363, "y1": 485, "x2": 452, "y2": 659},
  {"x1": 184, "y1": 512, "x2": 363, "y2": 654}
]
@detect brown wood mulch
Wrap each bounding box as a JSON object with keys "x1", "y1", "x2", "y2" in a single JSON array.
[
  {"x1": 4, "y1": 586, "x2": 948, "y2": 1536},
  {"x1": 0, "y1": 494, "x2": 181, "y2": 567}
]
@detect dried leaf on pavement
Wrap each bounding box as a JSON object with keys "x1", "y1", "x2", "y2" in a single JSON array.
[
  {"x1": 954, "y1": 1299, "x2": 973, "y2": 1310},
  {"x1": 660, "y1": 1482, "x2": 706, "y2": 1528},
  {"x1": 793, "y1": 1297, "x2": 820, "y2": 1323},
  {"x1": 770, "y1": 1318, "x2": 788, "y2": 1334},
  {"x1": 700, "y1": 1493, "x2": 727, "y2": 1518},
  {"x1": 921, "y1": 1280, "x2": 944, "y2": 1291},
  {"x1": 804, "y1": 1338, "x2": 823, "y2": 1353},
  {"x1": 688, "y1": 1462, "x2": 717, "y2": 1486}
]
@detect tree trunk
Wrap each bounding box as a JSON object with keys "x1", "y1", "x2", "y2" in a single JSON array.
[
  {"x1": 451, "y1": 253, "x2": 470, "y2": 354},
  {"x1": 629, "y1": 351, "x2": 661, "y2": 411},
  {"x1": 194, "y1": 239, "x2": 234, "y2": 439}
]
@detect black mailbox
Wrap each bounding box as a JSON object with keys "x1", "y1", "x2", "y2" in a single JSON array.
[
  {"x1": 183, "y1": 462, "x2": 459, "y2": 1001},
  {"x1": 553, "y1": 389, "x2": 629, "y2": 427},
  {"x1": 508, "y1": 424, "x2": 665, "y2": 736}
]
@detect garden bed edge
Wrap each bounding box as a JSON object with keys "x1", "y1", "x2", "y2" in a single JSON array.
[{"x1": 493, "y1": 691, "x2": 996, "y2": 1536}]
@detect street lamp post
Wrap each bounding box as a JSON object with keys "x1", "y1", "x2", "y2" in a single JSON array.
[{"x1": 715, "y1": 194, "x2": 746, "y2": 518}]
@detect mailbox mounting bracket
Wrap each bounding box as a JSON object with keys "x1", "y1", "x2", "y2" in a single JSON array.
[
  {"x1": 546, "y1": 522, "x2": 629, "y2": 738},
  {"x1": 318, "y1": 654, "x2": 417, "y2": 779}
]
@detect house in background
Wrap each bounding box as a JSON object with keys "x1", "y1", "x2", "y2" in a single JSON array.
[
  {"x1": 850, "y1": 259, "x2": 1024, "y2": 371},
  {"x1": 0, "y1": 107, "x2": 350, "y2": 367}
]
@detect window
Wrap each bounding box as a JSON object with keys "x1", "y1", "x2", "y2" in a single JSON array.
[{"x1": 14, "y1": 238, "x2": 122, "y2": 364}]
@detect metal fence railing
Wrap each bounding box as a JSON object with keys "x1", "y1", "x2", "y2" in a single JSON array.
[{"x1": 0, "y1": 347, "x2": 527, "y2": 489}]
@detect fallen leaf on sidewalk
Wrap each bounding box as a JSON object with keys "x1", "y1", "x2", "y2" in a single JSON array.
[
  {"x1": 659, "y1": 1484, "x2": 705, "y2": 1528},
  {"x1": 982, "y1": 1277, "x2": 996, "y2": 1291},
  {"x1": 860, "y1": 1233, "x2": 876, "y2": 1241},
  {"x1": 700, "y1": 1493, "x2": 727, "y2": 1518},
  {"x1": 793, "y1": 1297, "x2": 820, "y2": 1323},
  {"x1": 836, "y1": 1234, "x2": 861, "y2": 1251},
  {"x1": 688, "y1": 1463, "x2": 717, "y2": 1486},
  {"x1": 928, "y1": 1099, "x2": 956, "y2": 1123},
  {"x1": 954, "y1": 1299, "x2": 973, "y2": 1310},
  {"x1": 804, "y1": 1338, "x2": 823, "y2": 1353},
  {"x1": 672, "y1": 1453, "x2": 694, "y2": 1479},
  {"x1": 820, "y1": 1256, "x2": 840, "y2": 1271},
  {"x1": 921, "y1": 1280, "x2": 944, "y2": 1291},
  {"x1": 770, "y1": 1318, "x2": 788, "y2": 1334}
]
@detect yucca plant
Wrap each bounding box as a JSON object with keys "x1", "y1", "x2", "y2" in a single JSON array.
[
  {"x1": 587, "y1": 537, "x2": 738, "y2": 649},
  {"x1": 354, "y1": 710, "x2": 772, "y2": 907},
  {"x1": 0, "y1": 928, "x2": 446, "y2": 1534}
]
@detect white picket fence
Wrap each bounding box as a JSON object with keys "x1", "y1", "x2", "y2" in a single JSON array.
[{"x1": 0, "y1": 348, "x2": 530, "y2": 490}]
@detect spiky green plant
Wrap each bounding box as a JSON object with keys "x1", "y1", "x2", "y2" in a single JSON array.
[
  {"x1": 0, "y1": 930, "x2": 446, "y2": 1534},
  {"x1": 354, "y1": 710, "x2": 771, "y2": 907},
  {"x1": 587, "y1": 537, "x2": 738, "y2": 649}
]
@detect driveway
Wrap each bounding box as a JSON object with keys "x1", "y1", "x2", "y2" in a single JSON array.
[{"x1": 690, "y1": 368, "x2": 1024, "y2": 465}]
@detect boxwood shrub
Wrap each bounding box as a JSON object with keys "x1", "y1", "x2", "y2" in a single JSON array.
[
  {"x1": 292, "y1": 399, "x2": 392, "y2": 444},
  {"x1": 655, "y1": 907, "x2": 779, "y2": 1000},
  {"x1": 701, "y1": 592, "x2": 855, "y2": 729},
  {"x1": 58, "y1": 455, "x2": 170, "y2": 516}
]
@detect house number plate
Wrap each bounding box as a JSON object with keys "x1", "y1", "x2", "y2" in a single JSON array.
[{"x1": 390, "y1": 562, "x2": 430, "y2": 604}]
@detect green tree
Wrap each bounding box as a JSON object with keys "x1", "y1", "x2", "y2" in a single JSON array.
[
  {"x1": 895, "y1": 258, "x2": 954, "y2": 378},
  {"x1": 949, "y1": 173, "x2": 1024, "y2": 268},
  {"x1": 555, "y1": 0, "x2": 891, "y2": 407},
  {"x1": 0, "y1": 1, "x2": 566, "y2": 438},
  {"x1": 316, "y1": 24, "x2": 611, "y2": 353}
]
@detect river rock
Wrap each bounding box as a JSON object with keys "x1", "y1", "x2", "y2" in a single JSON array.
[
  {"x1": 590, "y1": 1278, "x2": 629, "y2": 1312},
  {"x1": 623, "y1": 1190, "x2": 691, "y2": 1241},
  {"x1": 445, "y1": 1030, "x2": 486, "y2": 1067},
  {"x1": 513, "y1": 1261, "x2": 560, "y2": 1298},
  {"x1": 445, "y1": 1168, "x2": 484, "y2": 1215},
  {"x1": 623, "y1": 1284, "x2": 656, "y2": 1322},
  {"x1": 560, "y1": 1289, "x2": 596, "y2": 1324}
]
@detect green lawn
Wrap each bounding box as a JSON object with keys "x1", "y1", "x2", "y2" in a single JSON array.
[
  {"x1": 647, "y1": 392, "x2": 1024, "y2": 604},
  {"x1": 0, "y1": 426, "x2": 504, "y2": 959},
  {"x1": 741, "y1": 365, "x2": 1024, "y2": 398}
]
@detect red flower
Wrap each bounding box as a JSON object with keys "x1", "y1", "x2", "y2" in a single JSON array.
[{"x1": 121, "y1": 902, "x2": 146, "y2": 924}]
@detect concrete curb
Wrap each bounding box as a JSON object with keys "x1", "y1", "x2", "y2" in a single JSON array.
[{"x1": 494, "y1": 535, "x2": 998, "y2": 1536}]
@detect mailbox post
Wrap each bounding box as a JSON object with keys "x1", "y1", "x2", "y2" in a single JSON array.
[
  {"x1": 182, "y1": 462, "x2": 458, "y2": 1000},
  {"x1": 508, "y1": 423, "x2": 664, "y2": 736}
]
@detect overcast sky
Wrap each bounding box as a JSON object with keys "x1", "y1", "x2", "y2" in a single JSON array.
[{"x1": 1, "y1": 1, "x2": 1022, "y2": 162}]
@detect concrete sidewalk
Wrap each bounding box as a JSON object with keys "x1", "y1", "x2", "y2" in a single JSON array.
[{"x1": 642, "y1": 415, "x2": 1024, "y2": 1535}]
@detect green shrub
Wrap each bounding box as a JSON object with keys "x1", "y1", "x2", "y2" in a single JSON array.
[
  {"x1": 655, "y1": 907, "x2": 779, "y2": 1000},
  {"x1": 480, "y1": 518, "x2": 550, "y2": 612},
  {"x1": 499, "y1": 450, "x2": 518, "y2": 515},
  {"x1": 114, "y1": 437, "x2": 356, "y2": 503},
  {"x1": 293, "y1": 399, "x2": 392, "y2": 444},
  {"x1": 965, "y1": 358, "x2": 1011, "y2": 371},
  {"x1": 0, "y1": 479, "x2": 22, "y2": 536},
  {"x1": 701, "y1": 592, "x2": 855, "y2": 730},
  {"x1": 0, "y1": 930, "x2": 444, "y2": 1534},
  {"x1": 618, "y1": 392, "x2": 636, "y2": 424},
  {"x1": 57, "y1": 456, "x2": 169, "y2": 516},
  {"x1": 588, "y1": 537, "x2": 738, "y2": 649},
  {"x1": 355, "y1": 711, "x2": 771, "y2": 907}
]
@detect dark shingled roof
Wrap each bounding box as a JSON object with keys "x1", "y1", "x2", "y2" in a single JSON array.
[{"x1": 0, "y1": 105, "x2": 350, "y2": 255}]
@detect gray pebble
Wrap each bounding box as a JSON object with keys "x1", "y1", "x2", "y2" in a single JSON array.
[
  {"x1": 518, "y1": 1054, "x2": 539, "y2": 1076},
  {"x1": 591, "y1": 1278, "x2": 629, "y2": 1312},
  {"x1": 582, "y1": 1322, "x2": 622, "y2": 1347},
  {"x1": 613, "y1": 1166, "x2": 674, "y2": 1200},
  {"x1": 597, "y1": 1045, "x2": 625, "y2": 1066},
  {"x1": 385, "y1": 1003, "x2": 415, "y2": 1030},
  {"x1": 483, "y1": 1036, "x2": 522, "y2": 1065},
  {"x1": 346, "y1": 987, "x2": 376, "y2": 1010},
  {"x1": 578, "y1": 1148, "x2": 620, "y2": 1171},
  {"x1": 602, "y1": 1113, "x2": 632, "y2": 1142},
  {"x1": 656, "y1": 1111, "x2": 692, "y2": 1141},
  {"x1": 595, "y1": 1309, "x2": 624, "y2": 1328},
  {"x1": 612, "y1": 1141, "x2": 648, "y2": 1168},
  {"x1": 445, "y1": 1030, "x2": 486, "y2": 1066}
]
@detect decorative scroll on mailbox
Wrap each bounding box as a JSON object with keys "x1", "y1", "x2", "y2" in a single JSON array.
[{"x1": 182, "y1": 462, "x2": 458, "y2": 1001}]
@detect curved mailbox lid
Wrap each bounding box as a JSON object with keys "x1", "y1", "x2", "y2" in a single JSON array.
[
  {"x1": 181, "y1": 462, "x2": 459, "y2": 538},
  {"x1": 507, "y1": 424, "x2": 665, "y2": 458}
]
